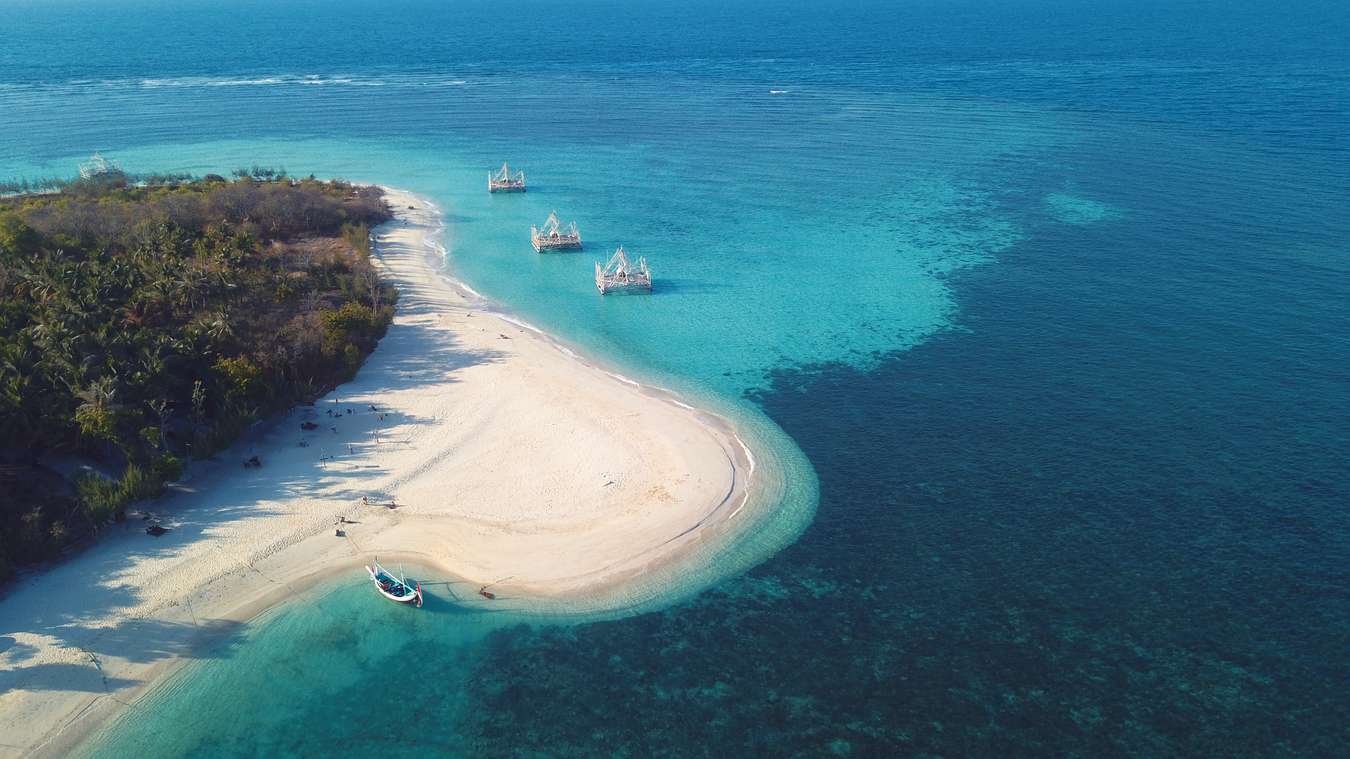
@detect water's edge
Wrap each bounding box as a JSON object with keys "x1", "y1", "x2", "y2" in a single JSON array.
[{"x1": 56, "y1": 187, "x2": 818, "y2": 758}]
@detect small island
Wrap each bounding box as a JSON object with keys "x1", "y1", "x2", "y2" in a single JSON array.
[
  {"x1": 0, "y1": 170, "x2": 395, "y2": 581},
  {"x1": 0, "y1": 181, "x2": 760, "y2": 756}
]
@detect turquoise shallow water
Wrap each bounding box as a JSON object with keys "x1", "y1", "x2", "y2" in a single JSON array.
[
  {"x1": 72, "y1": 575, "x2": 498, "y2": 757},
  {"x1": 5, "y1": 0, "x2": 1350, "y2": 755}
]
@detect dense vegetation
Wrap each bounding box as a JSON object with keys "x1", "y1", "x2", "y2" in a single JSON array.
[{"x1": 0, "y1": 172, "x2": 395, "y2": 582}]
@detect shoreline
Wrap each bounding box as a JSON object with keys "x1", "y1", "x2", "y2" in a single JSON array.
[{"x1": 0, "y1": 188, "x2": 783, "y2": 758}]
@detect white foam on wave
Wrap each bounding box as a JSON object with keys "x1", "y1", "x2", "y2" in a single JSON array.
[
  {"x1": 135, "y1": 74, "x2": 389, "y2": 89},
  {"x1": 41, "y1": 73, "x2": 462, "y2": 92},
  {"x1": 496, "y1": 314, "x2": 545, "y2": 336},
  {"x1": 212, "y1": 78, "x2": 285, "y2": 87}
]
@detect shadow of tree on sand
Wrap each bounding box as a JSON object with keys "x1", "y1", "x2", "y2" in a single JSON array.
[
  {"x1": 2, "y1": 262, "x2": 504, "y2": 698},
  {"x1": 0, "y1": 615, "x2": 247, "y2": 696}
]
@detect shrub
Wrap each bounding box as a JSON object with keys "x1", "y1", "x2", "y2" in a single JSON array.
[
  {"x1": 214, "y1": 355, "x2": 265, "y2": 404},
  {"x1": 74, "y1": 472, "x2": 124, "y2": 525},
  {"x1": 75, "y1": 404, "x2": 119, "y2": 443},
  {"x1": 74, "y1": 463, "x2": 169, "y2": 526},
  {"x1": 152, "y1": 454, "x2": 183, "y2": 483},
  {"x1": 321, "y1": 302, "x2": 378, "y2": 353},
  {"x1": 0, "y1": 213, "x2": 39, "y2": 254},
  {"x1": 343, "y1": 343, "x2": 363, "y2": 374}
]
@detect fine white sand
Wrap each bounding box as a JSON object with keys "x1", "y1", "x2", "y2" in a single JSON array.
[{"x1": 0, "y1": 188, "x2": 761, "y2": 757}]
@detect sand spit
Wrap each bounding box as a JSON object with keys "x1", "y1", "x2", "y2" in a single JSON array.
[{"x1": 0, "y1": 188, "x2": 767, "y2": 757}]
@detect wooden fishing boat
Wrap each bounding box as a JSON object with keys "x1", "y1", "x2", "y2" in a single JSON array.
[
  {"x1": 487, "y1": 162, "x2": 526, "y2": 193},
  {"x1": 595, "y1": 246, "x2": 652, "y2": 294},
  {"x1": 365, "y1": 559, "x2": 424, "y2": 607}
]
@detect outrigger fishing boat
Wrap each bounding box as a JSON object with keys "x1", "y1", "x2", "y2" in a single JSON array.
[
  {"x1": 531, "y1": 210, "x2": 582, "y2": 252},
  {"x1": 365, "y1": 559, "x2": 424, "y2": 607},
  {"x1": 487, "y1": 162, "x2": 526, "y2": 193},
  {"x1": 595, "y1": 246, "x2": 652, "y2": 294}
]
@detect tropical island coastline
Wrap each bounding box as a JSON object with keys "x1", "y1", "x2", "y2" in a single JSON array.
[
  {"x1": 0, "y1": 185, "x2": 766, "y2": 758},
  {"x1": 0, "y1": 170, "x2": 397, "y2": 580}
]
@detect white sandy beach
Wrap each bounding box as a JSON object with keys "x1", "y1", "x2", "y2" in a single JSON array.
[{"x1": 0, "y1": 188, "x2": 760, "y2": 757}]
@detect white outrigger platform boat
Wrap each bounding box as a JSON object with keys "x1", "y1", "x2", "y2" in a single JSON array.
[
  {"x1": 488, "y1": 162, "x2": 526, "y2": 193},
  {"x1": 365, "y1": 559, "x2": 424, "y2": 607},
  {"x1": 595, "y1": 246, "x2": 652, "y2": 294},
  {"x1": 531, "y1": 210, "x2": 582, "y2": 252}
]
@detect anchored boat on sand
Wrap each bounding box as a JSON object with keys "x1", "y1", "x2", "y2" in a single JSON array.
[{"x1": 365, "y1": 559, "x2": 424, "y2": 607}]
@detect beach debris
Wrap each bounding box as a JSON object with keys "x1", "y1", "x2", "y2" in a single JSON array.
[
  {"x1": 531, "y1": 210, "x2": 582, "y2": 252},
  {"x1": 487, "y1": 162, "x2": 526, "y2": 193},
  {"x1": 498, "y1": 333, "x2": 511, "y2": 340},
  {"x1": 145, "y1": 524, "x2": 169, "y2": 537},
  {"x1": 595, "y1": 246, "x2": 652, "y2": 294}
]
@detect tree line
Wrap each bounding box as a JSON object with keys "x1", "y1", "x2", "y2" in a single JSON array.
[{"x1": 0, "y1": 174, "x2": 396, "y2": 581}]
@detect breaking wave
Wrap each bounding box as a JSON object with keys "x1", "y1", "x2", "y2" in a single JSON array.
[{"x1": 4, "y1": 74, "x2": 474, "y2": 92}]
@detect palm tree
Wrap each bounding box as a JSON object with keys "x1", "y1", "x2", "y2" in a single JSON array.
[
  {"x1": 16, "y1": 268, "x2": 60, "y2": 304},
  {"x1": 177, "y1": 267, "x2": 210, "y2": 311},
  {"x1": 204, "y1": 309, "x2": 234, "y2": 346},
  {"x1": 74, "y1": 375, "x2": 120, "y2": 442},
  {"x1": 147, "y1": 397, "x2": 170, "y2": 450}
]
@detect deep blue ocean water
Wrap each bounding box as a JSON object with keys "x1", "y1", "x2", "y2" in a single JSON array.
[{"x1": 3, "y1": 0, "x2": 1349, "y2": 755}]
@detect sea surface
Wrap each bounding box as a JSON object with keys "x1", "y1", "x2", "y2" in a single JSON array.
[{"x1": 3, "y1": 0, "x2": 1349, "y2": 755}]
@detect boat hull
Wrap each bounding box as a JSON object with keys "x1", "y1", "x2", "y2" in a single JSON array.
[
  {"x1": 533, "y1": 238, "x2": 583, "y2": 252},
  {"x1": 365, "y1": 564, "x2": 423, "y2": 606}
]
